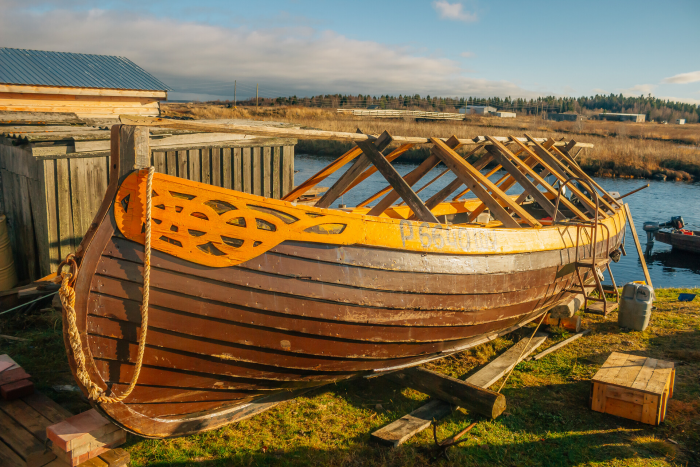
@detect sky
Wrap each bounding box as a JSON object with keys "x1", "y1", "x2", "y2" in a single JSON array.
[{"x1": 1, "y1": 0, "x2": 699, "y2": 103}]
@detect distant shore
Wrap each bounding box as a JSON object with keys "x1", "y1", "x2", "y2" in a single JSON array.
[{"x1": 162, "y1": 104, "x2": 700, "y2": 182}]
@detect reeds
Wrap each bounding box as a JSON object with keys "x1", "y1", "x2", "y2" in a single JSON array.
[{"x1": 163, "y1": 103, "x2": 700, "y2": 180}]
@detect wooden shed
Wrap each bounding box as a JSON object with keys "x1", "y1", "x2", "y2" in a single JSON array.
[
  {"x1": 0, "y1": 112, "x2": 296, "y2": 282},
  {"x1": 0, "y1": 48, "x2": 170, "y2": 118}
]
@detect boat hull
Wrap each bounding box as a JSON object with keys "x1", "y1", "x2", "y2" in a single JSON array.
[{"x1": 655, "y1": 230, "x2": 700, "y2": 254}]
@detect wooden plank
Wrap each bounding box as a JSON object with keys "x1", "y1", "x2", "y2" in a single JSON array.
[
  {"x1": 282, "y1": 145, "x2": 294, "y2": 197},
  {"x1": 211, "y1": 147, "x2": 221, "y2": 187},
  {"x1": 593, "y1": 352, "x2": 631, "y2": 384},
  {"x1": 370, "y1": 399, "x2": 453, "y2": 447},
  {"x1": 612, "y1": 354, "x2": 646, "y2": 388},
  {"x1": 0, "y1": 410, "x2": 55, "y2": 467},
  {"x1": 98, "y1": 447, "x2": 129, "y2": 467},
  {"x1": 605, "y1": 397, "x2": 643, "y2": 422},
  {"x1": 523, "y1": 135, "x2": 607, "y2": 218},
  {"x1": 0, "y1": 440, "x2": 24, "y2": 467},
  {"x1": 27, "y1": 164, "x2": 52, "y2": 277},
  {"x1": 222, "y1": 148, "x2": 232, "y2": 189},
  {"x1": 176, "y1": 150, "x2": 187, "y2": 178},
  {"x1": 368, "y1": 138, "x2": 459, "y2": 217},
  {"x1": 529, "y1": 329, "x2": 591, "y2": 361},
  {"x1": 22, "y1": 393, "x2": 72, "y2": 424},
  {"x1": 0, "y1": 399, "x2": 52, "y2": 441},
  {"x1": 315, "y1": 132, "x2": 393, "y2": 208},
  {"x1": 341, "y1": 143, "x2": 415, "y2": 197},
  {"x1": 18, "y1": 175, "x2": 39, "y2": 280},
  {"x1": 188, "y1": 149, "x2": 200, "y2": 182},
  {"x1": 55, "y1": 158, "x2": 75, "y2": 261},
  {"x1": 591, "y1": 382, "x2": 607, "y2": 412},
  {"x1": 262, "y1": 146, "x2": 272, "y2": 197},
  {"x1": 504, "y1": 137, "x2": 590, "y2": 221},
  {"x1": 605, "y1": 385, "x2": 644, "y2": 405},
  {"x1": 466, "y1": 332, "x2": 548, "y2": 388},
  {"x1": 242, "y1": 147, "x2": 252, "y2": 194},
  {"x1": 165, "y1": 151, "x2": 177, "y2": 176},
  {"x1": 631, "y1": 358, "x2": 658, "y2": 391},
  {"x1": 272, "y1": 146, "x2": 281, "y2": 199},
  {"x1": 252, "y1": 147, "x2": 262, "y2": 196},
  {"x1": 386, "y1": 367, "x2": 506, "y2": 418},
  {"x1": 623, "y1": 204, "x2": 653, "y2": 288},
  {"x1": 429, "y1": 138, "x2": 524, "y2": 228},
  {"x1": 548, "y1": 143, "x2": 622, "y2": 209},
  {"x1": 356, "y1": 140, "x2": 439, "y2": 223},
  {"x1": 485, "y1": 140, "x2": 560, "y2": 221},
  {"x1": 233, "y1": 147, "x2": 243, "y2": 191},
  {"x1": 201, "y1": 147, "x2": 211, "y2": 185},
  {"x1": 282, "y1": 146, "x2": 362, "y2": 201},
  {"x1": 641, "y1": 393, "x2": 660, "y2": 425},
  {"x1": 153, "y1": 151, "x2": 166, "y2": 174},
  {"x1": 645, "y1": 360, "x2": 674, "y2": 395}
]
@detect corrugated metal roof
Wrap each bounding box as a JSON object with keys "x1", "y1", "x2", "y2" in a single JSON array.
[{"x1": 0, "y1": 48, "x2": 171, "y2": 91}]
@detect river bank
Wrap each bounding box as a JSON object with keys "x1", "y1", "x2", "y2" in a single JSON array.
[{"x1": 162, "y1": 104, "x2": 700, "y2": 182}]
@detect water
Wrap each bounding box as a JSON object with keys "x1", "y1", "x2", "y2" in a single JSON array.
[{"x1": 295, "y1": 154, "x2": 700, "y2": 289}]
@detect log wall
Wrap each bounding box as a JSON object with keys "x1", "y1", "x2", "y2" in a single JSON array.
[{"x1": 0, "y1": 136, "x2": 295, "y2": 281}]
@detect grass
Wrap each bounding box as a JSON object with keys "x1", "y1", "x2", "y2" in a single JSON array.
[
  {"x1": 1, "y1": 288, "x2": 699, "y2": 466},
  {"x1": 161, "y1": 104, "x2": 700, "y2": 181}
]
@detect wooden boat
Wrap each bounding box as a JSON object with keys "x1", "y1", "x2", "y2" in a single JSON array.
[
  {"x1": 60, "y1": 118, "x2": 630, "y2": 438},
  {"x1": 655, "y1": 229, "x2": 700, "y2": 253}
]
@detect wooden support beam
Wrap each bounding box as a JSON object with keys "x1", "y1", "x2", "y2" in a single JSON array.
[
  {"x1": 118, "y1": 126, "x2": 150, "y2": 180},
  {"x1": 522, "y1": 135, "x2": 608, "y2": 219},
  {"x1": 386, "y1": 367, "x2": 506, "y2": 419},
  {"x1": 368, "y1": 136, "x2": 461, "y2": 217},
  {"x1": 548, "y1": 143, "x2": 622, "y2": 209},
  {"x1": 341, "y1": 143, "x2": 414, "y2": 196},
  {"x1": 282, "y1": 146, "x2": 362, "y2": 201},
  {"x1": 485, "y1": 138, "x2": 562, "y2": 221},
  {"x1": 315, "y1": 132, "x2": 393, "y2": 208},
  {"x1": 430, "y1": 138, "x2": 540, "y2": 228},
  {"x1": 623, "y1": 204, "x2": 653, "y2": 288},
  {"x1": 505, "y1": 137, "x2": 590, "y2": 221},
  {"x1": 355, "y1": 140, "x2": 439, "y2": 223},
  {"x1": 529, "y1": 329, "x2": 591, "y2": 361},
  {"x1": 465, "y1": 333, "x2": 548, "y2": 388},
  {"x1": 424, "y1": 153, "x2": 493, "y2": 211}
]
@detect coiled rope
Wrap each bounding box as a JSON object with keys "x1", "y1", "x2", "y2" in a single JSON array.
[{"x1": 58, "y1": 167, "x2": 155, "y2": 403}]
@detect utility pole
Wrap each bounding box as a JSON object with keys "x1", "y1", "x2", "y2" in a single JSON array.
[
  {"x1": 234, "y1": 80, "x2": 236, "y2": 107},
  {"x1": 256, "y1": 83, "x2": 259, "y2": 112}
]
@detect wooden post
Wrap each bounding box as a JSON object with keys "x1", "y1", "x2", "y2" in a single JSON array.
[
  {"x1": 623, "y1": 204, "x2": 653, "y2": 288},
  {"x1": 118, "y1": 126, "x2": 150, "y2": 180},
  {"x1": 386, "y1": 367, "x2": 506, "y2": 419}
]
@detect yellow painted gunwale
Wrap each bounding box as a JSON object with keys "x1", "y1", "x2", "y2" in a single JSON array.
[{"x1": 115, "y1": 170, "x2": 626, "y2": 268}]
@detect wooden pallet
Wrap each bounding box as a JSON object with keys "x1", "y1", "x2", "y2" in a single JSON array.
[{"x1": 591, "y1": 352, "x2": 674, "y2": 425}]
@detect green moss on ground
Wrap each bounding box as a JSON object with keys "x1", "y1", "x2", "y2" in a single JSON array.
[{"x1": 1, "y1": 288, "x2": 698, "y2": 466}]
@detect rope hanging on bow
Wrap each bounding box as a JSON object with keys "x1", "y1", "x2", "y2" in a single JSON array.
[{"x1": 58, "y1": 167, "x2": 155, "y2": 403}]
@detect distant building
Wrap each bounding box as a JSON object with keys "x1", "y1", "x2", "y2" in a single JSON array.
[
  {"x1": 495, "y1": 111, "x2": 516, "y2": 118},
  {"x1": 0, "y1": 47, "x2": 170, "y2": 118},
  {"x1": 366, "y1": 104, "x2": 381, "y2": 109},
  {"x1": 459, "y1": 105, "x2": 496, "y2": 115},
  {"x1": 676, "y1": 118, "x2": 686, "y2": 125},
  {"x1": 598, "y1": 113, "x2": 646, "y2": 123},
  {"x1": 547, "y1": 113, "x2": 584, "y2": 122}
]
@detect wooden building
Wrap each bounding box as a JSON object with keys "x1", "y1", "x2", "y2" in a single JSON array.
[
  {"x1": 0, "y1": 112, "x2": 296, "y2": 282},
  {"x1": 0, "y1": 48, "x2": 170, "y2": 118}
]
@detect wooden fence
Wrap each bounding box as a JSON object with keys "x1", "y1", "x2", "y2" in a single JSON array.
[{"x1": 0, "y1": 130, "x2": 295, "y2": 282}]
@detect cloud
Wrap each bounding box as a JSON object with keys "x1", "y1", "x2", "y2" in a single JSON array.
[
  {"x1": 460, "y1": 51, "x2": 475, "y2": 58},
  {"x1": 662, "y1": 71, "x2": 700, "y2": 84},
  {"x1": 433, "y1": 1, "x2": 478, "y2": 22},
  {"x1": 0, "y1": 3, "x2": 541, "y2": 101},
  {"x1": 620, "y1": 84, "x2": 656, "y2": 96}
]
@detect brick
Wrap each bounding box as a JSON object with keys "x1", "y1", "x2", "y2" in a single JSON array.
[
  {"x1": 0, "y1": 378, "x2": 34, "y2": 400},
  {"x1": 0, "y1": 354, "x2": 20, "y2": 373},
  {"x1": 70, "y1": 429, "x2": 126, "y2": 458},
  {"x1": 47, "y1": 409, "x2": 118, "y2": 452},
  {"x1": 49, "y1": 437, "x2": 125, "y2": 467},
  {"x1": 0, "y1": 367, "x2": 30, "y2": 386}
]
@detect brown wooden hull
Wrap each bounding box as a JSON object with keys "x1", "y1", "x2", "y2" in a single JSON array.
[{"x1": 63, "y1": 196, "x2": 624, "y2": 437}]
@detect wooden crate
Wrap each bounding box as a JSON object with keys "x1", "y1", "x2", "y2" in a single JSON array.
[
  {"x1": 590, "y1": 352, "x2": 675, "y2": 425},
  {"x1": 0, "y1": 126, "x2": 295, "y2": 282}
]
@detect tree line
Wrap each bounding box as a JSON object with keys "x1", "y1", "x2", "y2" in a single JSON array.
[{"x1": 213, "y1": 93, "x2": 699, "y2": 123}]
